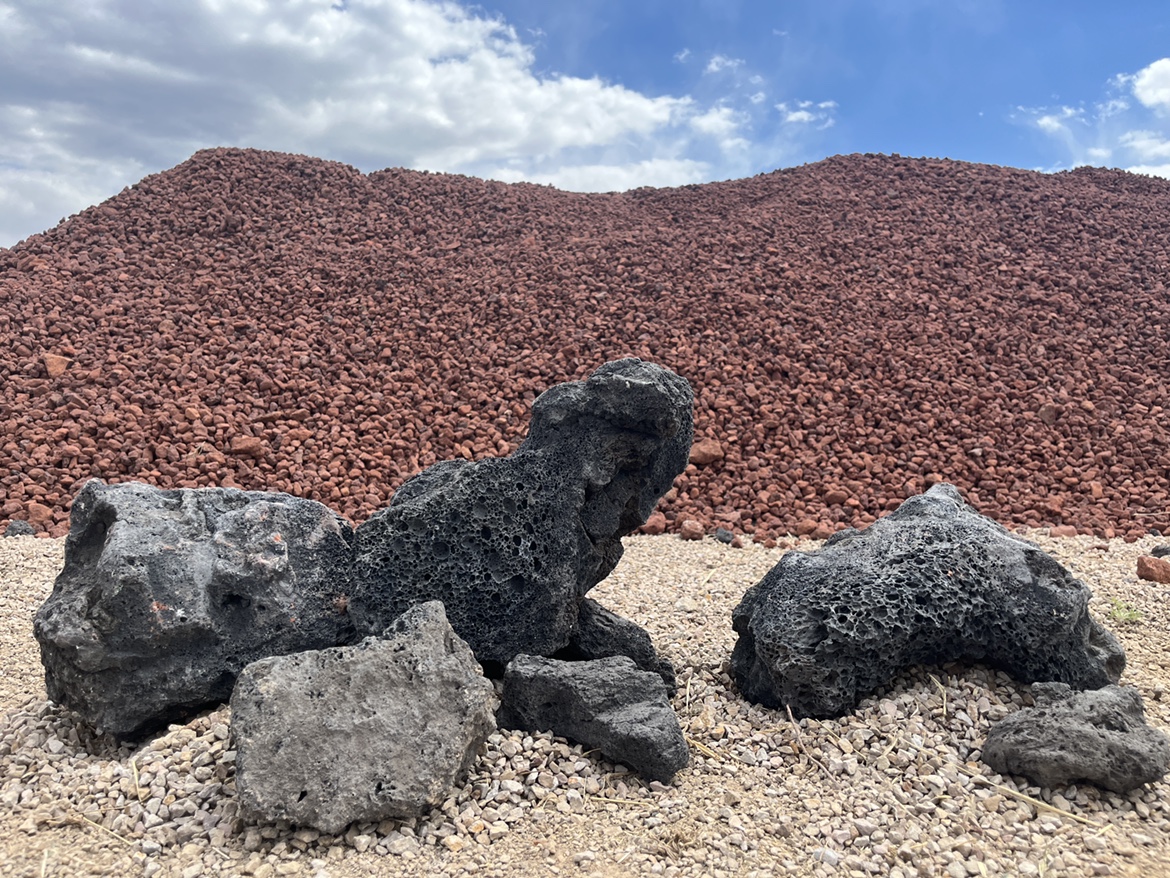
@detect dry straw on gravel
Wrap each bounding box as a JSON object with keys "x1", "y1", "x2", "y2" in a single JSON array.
[{"x1": 3, "y1": 531, "x2": 1169, "y2": 877}]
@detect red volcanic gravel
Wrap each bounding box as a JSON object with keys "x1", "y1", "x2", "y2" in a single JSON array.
[{"x1": 1, "y1": 148, "x2": 1169, "y2": 541}]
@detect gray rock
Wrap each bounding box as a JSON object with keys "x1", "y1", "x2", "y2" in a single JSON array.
[
  {"x1": 3, "y1": 520, "x2": 35, "y2": 537},
  {"x1": 982, "y1": 682, "x2": 1170, "y2": 792},
  {"x1": 34, "y1": 479, "x2": 356, "y2": 739},
  {"x1": 1151, "y1": 545, "x2": 1170, "y2": 559},
  {"x1": 349, "y1": 358, "x2": 692, "y2": 668},
  {"x1": 731, "y1": 484, "x2": 1126, "y2": 718},
  {"x1": 498, "y1": 654, "x2": 689, "y2": 783},
  {"x1": 557, "y1": 598, "x2": 676, "y2": 692},
  {"x1": 231, "y1": 601, "x2": 496, "y2": 834}
]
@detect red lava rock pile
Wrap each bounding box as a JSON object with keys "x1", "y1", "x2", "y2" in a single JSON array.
[{"x1": 2, "y1": 148, "x2": 1168, "y2": 541}]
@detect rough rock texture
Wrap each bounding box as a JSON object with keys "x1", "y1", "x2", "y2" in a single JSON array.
[
  {"x1": 731, "y1": 484, "x2": 1127, "y2": 718},
  {"x1": 498, "y1": 654, "x2": 689, "y2": 783},
  {"x1": 3, "y1": 150, "x2": 1170, "y2": 543},
  {"x1": 231, "y1": 601, "x2": 496, "y2": 834},
  {"x1": 982, "y1": 682, "x2": 1170, "y2": 793},
  {"x1": 349, "y1": 358, "x2": 692, "y2": 667},
  {"x1": 1137, "y1": 555, "x2": 1170, "y2": 584},
  {"x1": 33, "y1": 479, "x2": 355, "y2": 739},
  {"x1": 3, "y1": 520, "x2": 34, "y2": 536},
  {"x1": 557, "y1": 598, "x2": 676, "y2": 691}
]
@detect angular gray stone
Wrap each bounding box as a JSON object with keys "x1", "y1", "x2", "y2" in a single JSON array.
[
  {"x1": 34, "y1": 479, "x2": 356, "y2": 739},
  {"x1": 349, "y1": 358, "x2": 692, "y2": 668},
  {"x1": 983, "y1": 683, "x2": 1170, "y2": 792},
  {"x1": 497, "y1": 654, "x2": 689, "y2": 783},
  {"x1": 4, "y1": 519, "x2": 35, "y2": 537},
  {"x1": 557, "y1": 598, "x2": 676, "y2": 692},
  {"x1": 231, "y1": 601, "x2": 496, "y2": 834},
  {"x1": 731, "y1": 484, "x2": 1126, "y2": 718}
]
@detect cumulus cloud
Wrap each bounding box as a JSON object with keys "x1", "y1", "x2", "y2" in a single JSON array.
[
  {"x1": 0, "y1": 0, "x2": 829, "y2": 247},
  {"x1": 1132, "y1": 58, "x2": 1170, "y2": 110},
  {"x1": 1020, "y1": 57, "x2": 1170, "y2": 178}
]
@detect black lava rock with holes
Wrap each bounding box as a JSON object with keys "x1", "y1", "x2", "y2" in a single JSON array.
[
  {"x1": 731, "y1": 484, "x2": 1127, "y2": 718},
  {"x1": 349, "y1": 358, "x2": 693, "y2": 667},
  {"x1": 557, "y1": 597, "x2": 676, "y2": 692},
  {"x1": 34, "y1": 480, "x2": 356, "y2": 739}
]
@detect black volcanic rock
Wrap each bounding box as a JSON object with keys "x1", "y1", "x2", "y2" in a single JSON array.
[
  {"x1": 983, "y1": 682, "x2": 1170, "y2": 793},
  {"x1": 557, "y1": 597, "x2": 676, "y2": 692},
  {"x1": 498, "y1": 654, "x2": 689, "y2": 783},
  {"x1": 34, "y1": 480, "x2": 355, "y2": 739},
  {"x1": 731, "y1": 484, "x2": 1126, "y2": 718},
  {"x1": 348, "y1": 358, "x2": 692, "y2": 667}
]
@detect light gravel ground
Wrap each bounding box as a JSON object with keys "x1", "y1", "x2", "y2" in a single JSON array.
[{"x1": 2, "y1": 532, "x2": 1169, "y2": 878}]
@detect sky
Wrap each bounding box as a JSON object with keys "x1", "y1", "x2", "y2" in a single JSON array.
[{"x1": 2, "y1": 0, "x2": 1169, "y2": 249}]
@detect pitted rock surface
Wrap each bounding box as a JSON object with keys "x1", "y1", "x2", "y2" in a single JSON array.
[
  {"x1": 731, "y1": 484, "x2": 1126, "y2": 718},
  {"x1": 982, "y1": 682, "x2": 1170, "y2": 793},
  {"x1": 231, "y1": 601, "x2": 497, "y2": 834},
  {"x1": 557, "y1": 597, "x2": 676, "y2": 692},
  {"x1": 498, "y1": 654, "x2": 689, "y2": 783},
  {"x1": 34, "y1": 479, "x2": 355, "y2": 739},
  {"x1": 349, "y1": 358, "x2": 692, "y2": 666}
]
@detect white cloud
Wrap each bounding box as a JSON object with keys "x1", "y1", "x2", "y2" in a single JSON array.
[
  {"x1": 1133, "y1": 58, "x2": 1170, "y2": 110},
  {"x1": 776, "y1": 100, "x2": 837, "y2": 129},
  {"x1": 1128, "y1": 163, "x2": 1170, "y2": 177},
  {"x1": 1019, "y1": 57, "x2": 1170, "y2": 179},
  {"x1": 1119, "y1": 129, "x2": 1170, "y2": 161},
  {"x1": 2, "y1": 0, "x2": 827, "y2": 247},
  {"x1": 487, "y1": 158, "x2": 710, "y2": 192},
  {"x1": 674, "y1": 48, "x2": 690, "y2": 63},
  {"x1": 689, "y1": 106, "x2": 750, "y2": 152},
  {"x1": 705, "y1": 54, "x2": 744, "y2": 75}
]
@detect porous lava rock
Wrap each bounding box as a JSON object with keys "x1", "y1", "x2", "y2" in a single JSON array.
[
  {"x1": 231, "y1": 601, "x2": 496, "y2": 834},
  {"x1": 3, "y1": 520, "x2": 34, "y2": 536},
  {"x1": 498, "y1": 654, "x2": 689, "y2": 783},
  {"x1": 557, "y1": 597, "x2": 676, "y2": 691},
  {"x1": 982, "y1": 682, "x2": 1170, "y2": 793},
  {"x1": 348, "y1": 358, "x2": 692, "y2": 667},
  {"x1": 34, "y1": 479, "x2": 355, "y2": 739},
  {"x1": 731, "y1": 484, "x2": 1126, "y2": 718}
]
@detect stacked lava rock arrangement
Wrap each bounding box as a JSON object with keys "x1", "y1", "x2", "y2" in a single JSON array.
[
  {"x1": 35, "y1": 359, "x2": 694, "y2": 830},
  {"x1": 33, "y1": 359, "x2": 1170, "y2": 834}
]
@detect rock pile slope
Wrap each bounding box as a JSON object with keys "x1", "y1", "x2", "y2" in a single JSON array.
[{"x1": 2, "y1": 149, "x2": 1168, "y2": 539}]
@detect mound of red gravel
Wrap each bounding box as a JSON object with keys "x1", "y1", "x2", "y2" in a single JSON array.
[{"x1": 2, "y1": 148, "x2": 1168, "y2": 541}]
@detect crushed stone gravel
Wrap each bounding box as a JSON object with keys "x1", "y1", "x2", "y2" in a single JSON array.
[{"x1": 2, "y1": 532, "x2": 1169, "y2": 877}]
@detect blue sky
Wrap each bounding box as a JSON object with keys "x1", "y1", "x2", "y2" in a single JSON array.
[{"x1": 2, "y1": 0, "x2": 1168, "y2": 248}]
